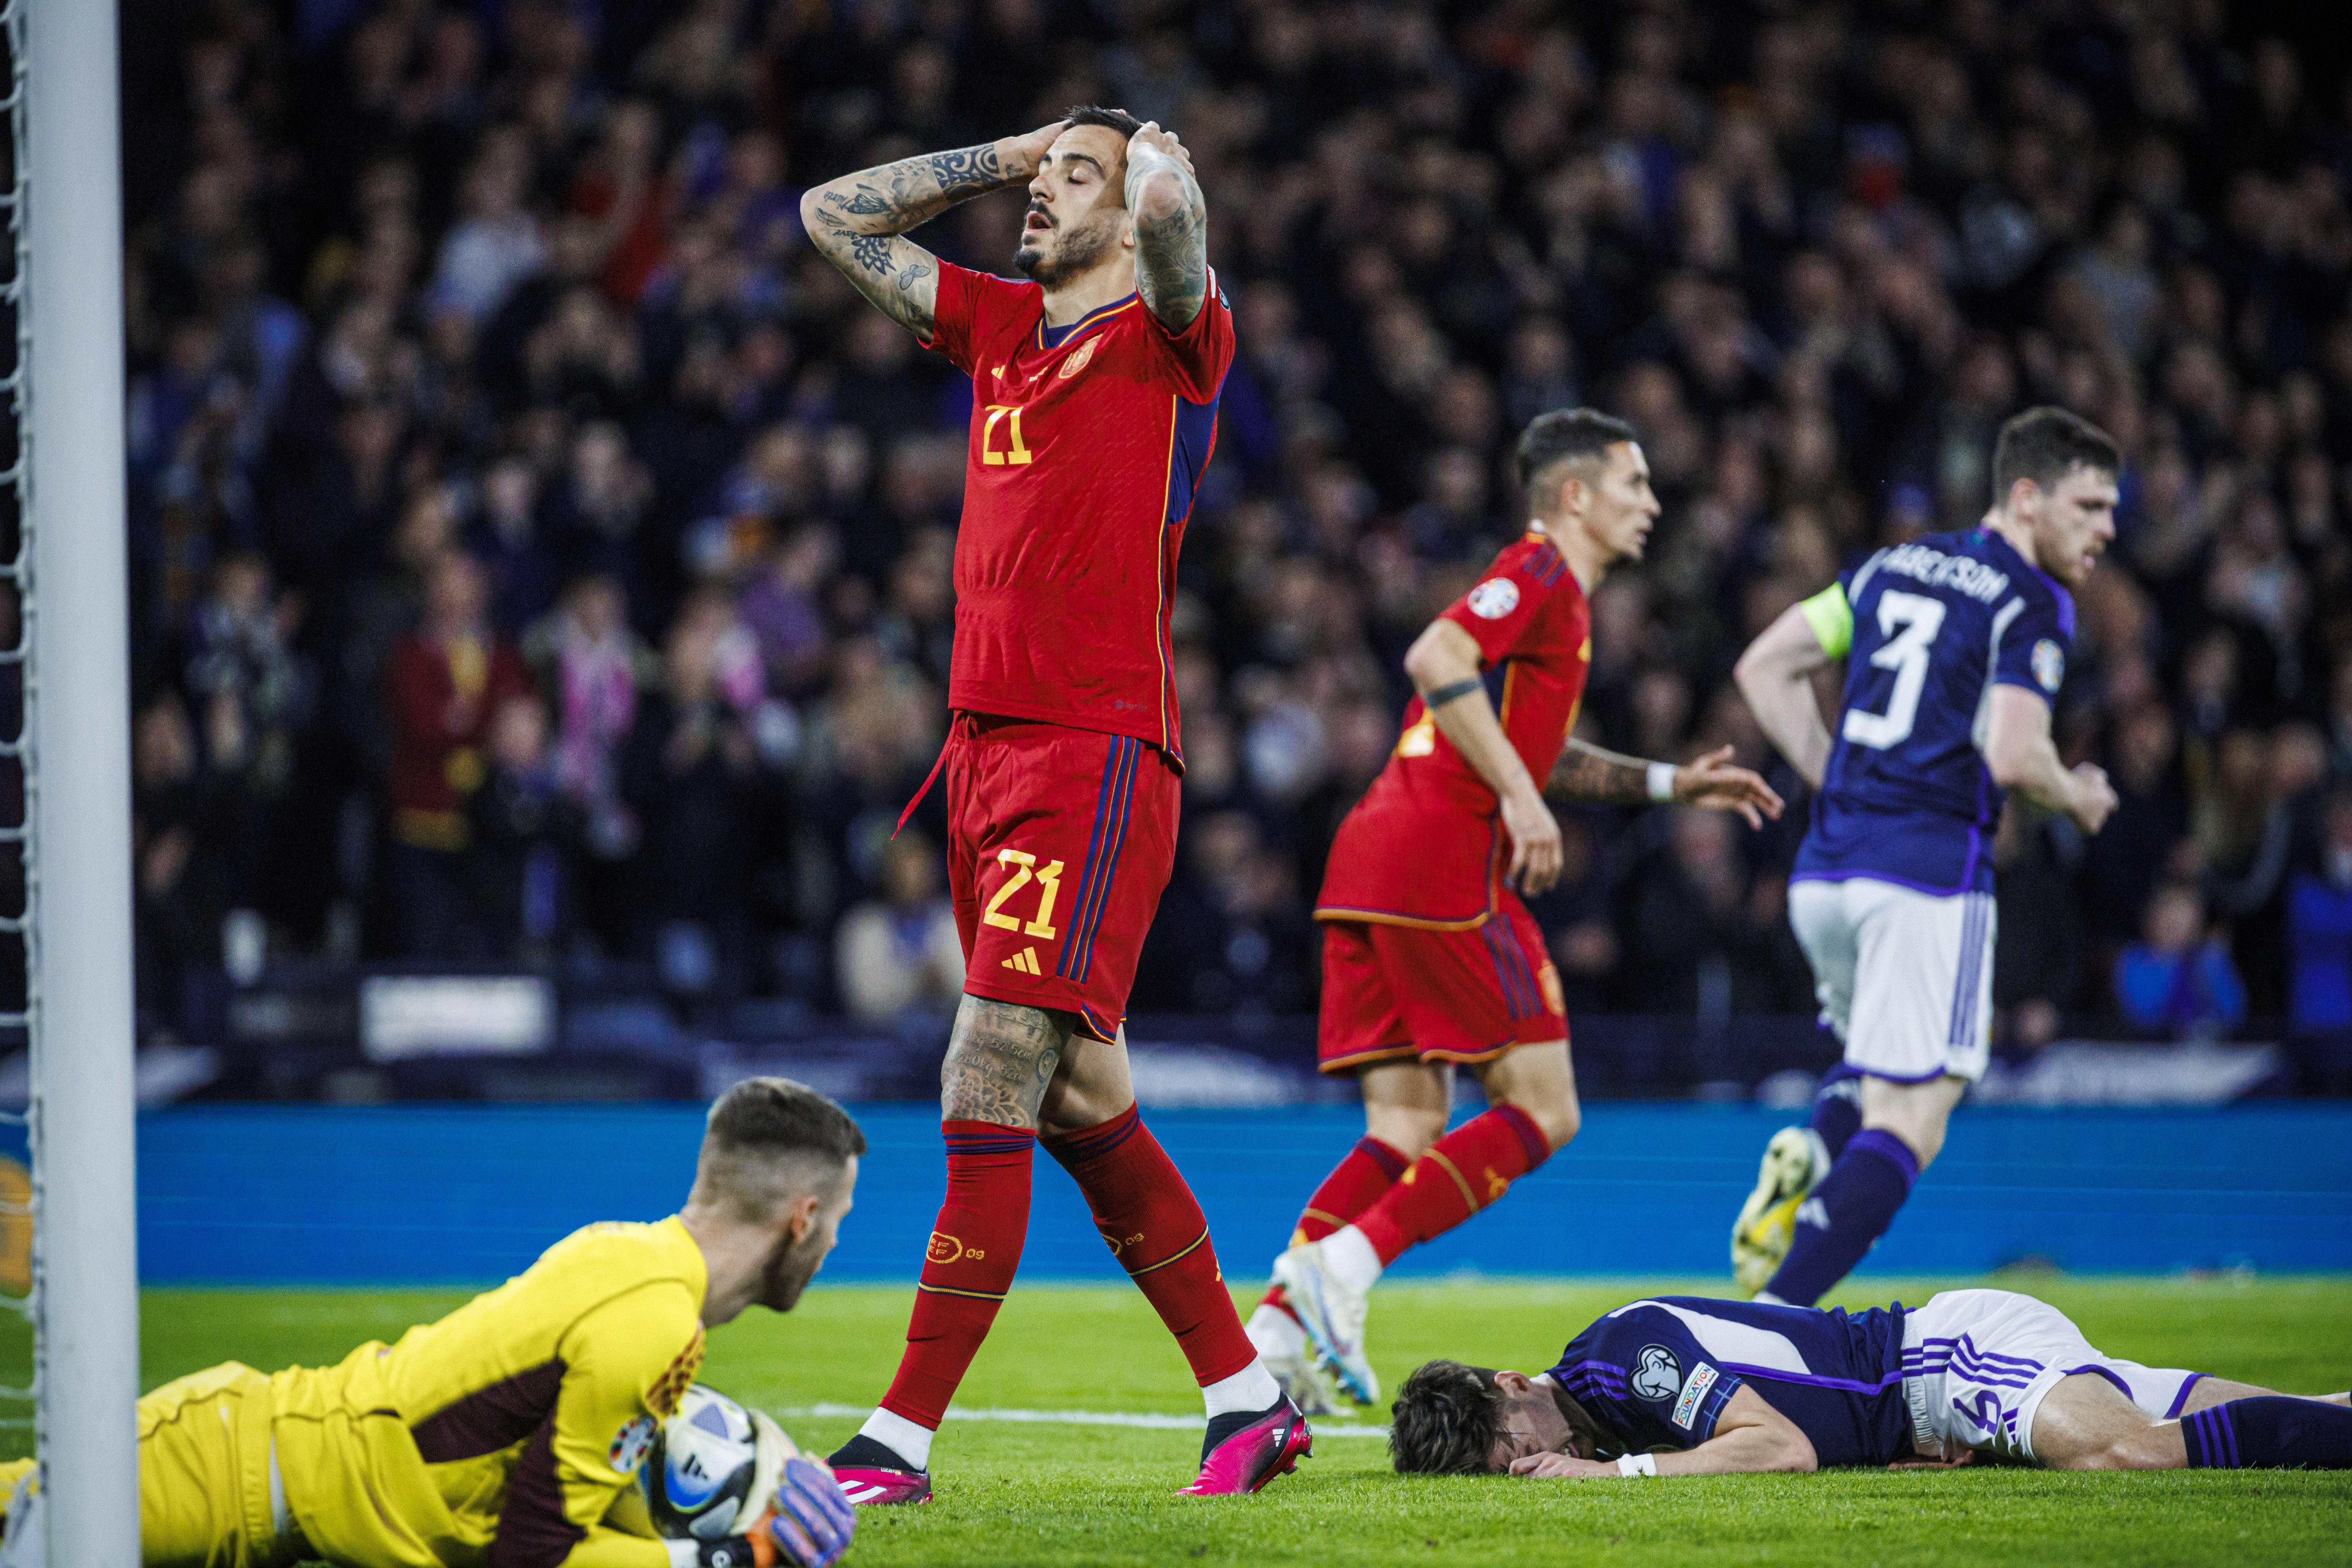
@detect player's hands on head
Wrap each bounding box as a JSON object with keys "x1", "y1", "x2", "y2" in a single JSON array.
[
  {"x1": 1508, "y1": 1451, "x2": 1616, "y2": 1479},
  {"x1": 764, "y1": 1454, "x2": 856, "y2": 1568},
  {"x1": 1002, "y1": 120, "x2": 1072, "y2": 176},
  {"x1": 1500, "y1": 788, "x2": 1565, "y2": 896},
  {"x1": 1673, "y1": 745, "x2": 1786, "y2": 829},
  {"x1": 1127, "y1": 121, "x2": 1195, "y2": 179},
  {"x1": 2066, "y1": 762, "x2": 2117, "y2": 835}
]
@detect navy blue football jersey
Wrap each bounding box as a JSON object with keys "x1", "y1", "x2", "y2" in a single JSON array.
[
  {"x1": 1548, "y1": 1296, "x2": 1912, "y2": 1467},
  {"x1": 1792, "y1": 529, "x2": 2075, "y2": 894}
]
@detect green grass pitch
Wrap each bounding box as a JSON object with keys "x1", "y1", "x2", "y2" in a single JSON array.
[{"x1": 7, "y1": 1275, "x2": 2350, "y2": 1564}]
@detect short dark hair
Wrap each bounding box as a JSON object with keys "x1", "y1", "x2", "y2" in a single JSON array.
[
  {"x1": 1515, "y1": 407, "x2": 1639, "y2": 492},
  {"x1": 1390, "y1": 1359, "x2": 1509, "y2": 1475},
  {"x1": 1990, "y1": 405, "x2": 2120, "y2": 503},
  {"x1": 1064, "y1": 105, "x2": 1146, "y2": 143},
  {"x1": 697, "y1": 1077, "x2": 867, "y2": 1221}
]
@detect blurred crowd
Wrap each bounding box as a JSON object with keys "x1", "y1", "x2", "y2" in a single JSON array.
[{"x1": 113, "y1": 0, "x2": 2352, "y2": 1079}]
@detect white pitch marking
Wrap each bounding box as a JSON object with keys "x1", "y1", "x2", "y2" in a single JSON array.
[{"x1": 781, "y1": 1402, "x2": 1391, "y2": 1438}]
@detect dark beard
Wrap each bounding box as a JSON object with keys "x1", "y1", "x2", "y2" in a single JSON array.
[
  {"x1": 1015, "y1": 213, "x2": 1118, "y2": 285},
  {"x1": 758, "y1": 1227, "x2": 827, "y2": 1312}
]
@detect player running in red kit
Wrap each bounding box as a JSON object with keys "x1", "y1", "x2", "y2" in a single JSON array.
[
  {"x1": 799, "y1": 108, "x2": 1308, "y2": 1500},
  {"x1": 1253, "y1": 411, "x2": 1784, "y2": 1412}
]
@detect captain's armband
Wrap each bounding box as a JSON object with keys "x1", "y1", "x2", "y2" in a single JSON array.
[{"x1": 1797, "y1": 583, "x2": 1853, "y2": 659}]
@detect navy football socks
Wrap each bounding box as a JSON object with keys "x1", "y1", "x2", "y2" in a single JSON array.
[
  {"x1": 1763, "y1": 1128, "x2": 1918, "y2": 1306},
  {"x1": 1809, "y1": 1066, "x2": 1866, "y2": 1162},
  {"x1": 2183, "y1": 1397, "x2": 2352, "y2": 1469}
]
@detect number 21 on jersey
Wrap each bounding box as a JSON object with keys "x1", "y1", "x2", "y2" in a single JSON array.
[{"x1": 1842, "y1": 590, "x2": 1945, "y2": 750}]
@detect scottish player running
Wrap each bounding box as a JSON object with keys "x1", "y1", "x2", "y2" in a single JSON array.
[
  {"x1": 1728, "y1": 408, "x2": 2122, "y2": 1304},
  {"x1": 1389, "y1": 1288, "x2": 2352, "y2": 1477}
]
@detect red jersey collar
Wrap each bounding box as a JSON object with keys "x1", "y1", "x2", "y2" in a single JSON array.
[{"x1": 1037, "y1": 293, "x2": 1139, "y2": 351}]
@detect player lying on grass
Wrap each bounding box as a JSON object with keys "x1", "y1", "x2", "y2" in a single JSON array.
[
  {"x1": 1254, "y1": 409, "x2": 1782, "y2": 1414},
  {"x1": 1389, "y1": 1286, "x2": 2352, "y2": 1480},
  {"x1": 0, "y1": 1078, "x2": 861, "y2": 1568}
]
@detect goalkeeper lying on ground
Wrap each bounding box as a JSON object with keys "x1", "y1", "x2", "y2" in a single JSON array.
[
  {"x1": 1389, "y1": 1287, "x2": 2352, "y2": 1478},
  {"x1": 2, "y1": 1077, "x2": 861, "y2": 1568}
]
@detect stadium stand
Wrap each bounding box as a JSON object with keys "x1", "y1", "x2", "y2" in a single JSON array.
[{"x1": 100, "y1": 0, "x2": 2352, "y2": 1094}]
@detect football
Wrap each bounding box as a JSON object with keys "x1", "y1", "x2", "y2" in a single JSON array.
[{"x1": 624, "y1": 1385, "x2": 792, "y2": 1541}]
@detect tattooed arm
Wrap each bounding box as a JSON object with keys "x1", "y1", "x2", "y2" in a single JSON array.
[
  {"x1": 1547, "y1": 738, "x2": 1654, "y2": 804},
  {"x1": 1548, "y1": 740, "x2": 1785, "y2": 829},
  {"x1": 1124, "y1": 122, "x2": 1209, "y2": 331},
  {"x1": 799, "y1": 122, "x2": 1066, "y2": 338}
]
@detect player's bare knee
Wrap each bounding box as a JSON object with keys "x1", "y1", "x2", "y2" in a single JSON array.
[
  {"x1": 2056, "y1": 1431, "x2": 2171, "y2": 1472},
  {"x1": 1862, "y1": 1113, "x2": 1943, "y2": 1169},
  {"x1": 1366, "y1": 1105, "x2": 1448, "y2": 1160},
  {"x1": 1518, "y1": 1095, "x2": 1579, "y2": 1150}
]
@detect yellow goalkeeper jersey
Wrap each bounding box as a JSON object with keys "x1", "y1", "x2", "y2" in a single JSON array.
[{"x1": 269, "y1": 1215, "x2": 707, "y2": 1567}]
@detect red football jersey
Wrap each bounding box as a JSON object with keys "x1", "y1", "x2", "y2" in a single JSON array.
[
  {"x1": 1315, "y1": 531, "x2": 1592, "y2": 927},
  {"x1": 926, "y1": 260, "x2": 1235, "y2": 760}
]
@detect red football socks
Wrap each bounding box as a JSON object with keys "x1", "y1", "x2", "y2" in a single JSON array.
[
  {"x1": 1259, "y1": 1135, "x2": 1409, "y2": 1314},
  {"x1": 880, "y1": 1120, "x2": 1035, "y2": 1431},
  {"x1": 1045, "y1": 1104, "x2": 1259, "y2": 1387},
  {"x1": 1292, "y1": 1135, "x2": 1411, "y2": 1244},
  {"x1": 1353, "y1": 1105, "x2": 1553, "y2": 1266}
]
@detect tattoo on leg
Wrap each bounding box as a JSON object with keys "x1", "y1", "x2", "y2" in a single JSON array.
[{"x1": 941, "y1": 996, "x2": 1074, "y2": 1128}]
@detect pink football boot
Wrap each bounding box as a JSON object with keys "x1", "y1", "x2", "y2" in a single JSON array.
[{"x1": 1180, "y1": 1397, "x2": 1313, "y2": 1496}]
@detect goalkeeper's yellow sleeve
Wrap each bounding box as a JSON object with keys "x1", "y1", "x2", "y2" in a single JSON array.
[
  {"x1": 512, "y1": 1281, "x2": 711, "y2": 1566},
  {"x1": 275, "y1": 1216, "x2": 708, "y2": 1568}
]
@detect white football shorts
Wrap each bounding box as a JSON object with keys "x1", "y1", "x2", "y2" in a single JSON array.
[
  {"x1": 1787, "y1": 876, "x2": 1994, "y2": 1083},
  {"x1": 1901, "y1": 1288, "x2": 2201, "y2": 1463}
]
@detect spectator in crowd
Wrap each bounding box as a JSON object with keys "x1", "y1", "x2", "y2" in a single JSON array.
[
  {"x1": 2114, "y1": 882, "x2": 2250, "y2": 1039},
  {"x1": 132, "y1": 694, "x2": 229, "y2": 1025},
  {"x1": 96, "y1": 0, "x2": 2352, "y2": 1060},
  {"x1": 382, "y1": 547, "x2": 534, "y2": 959},
  {"x1": 465, "y1": 692, "x2": 579, "y2": 963},
  {"x1": 620, "y1": 590, "x2": 783, "y2": 994},
  {"x1": 834, "y1": 832, "x2": 964, "y2": 1025},
  {"x1": 2286, "y1": 789, "x2": 2352, "y2": 1091},
  {"x1": 524, "y1": 572, "x2": 653, "y2": 948},
  {"x1": 1991, "y1": 804, "x2": 2081, "y2": 1057}
]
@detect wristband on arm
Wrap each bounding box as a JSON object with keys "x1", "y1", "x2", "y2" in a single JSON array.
[
  {"x1": 1423, "y1": 677, "x2": 1484, "y2": 708},
  {"x1": 1645, "y1": 762, "x2": 1677, "y2": 802},
  {"x1": 1617, "y1": 1452, "x2": 1659, "y2": 1477}
]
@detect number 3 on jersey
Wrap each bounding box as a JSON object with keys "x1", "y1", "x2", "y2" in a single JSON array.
[{"x1": 1842, "y1": 590, "x2": 1945, "y2": 750}]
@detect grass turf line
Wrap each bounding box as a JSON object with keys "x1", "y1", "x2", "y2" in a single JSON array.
[{"x1": 4, "y1": 1277, "x2": 2347, "y2": 1564}]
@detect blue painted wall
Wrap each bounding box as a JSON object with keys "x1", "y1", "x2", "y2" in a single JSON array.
[{"x1": 132, "y1": 1102, "x2": 2352, "y2": 1286}]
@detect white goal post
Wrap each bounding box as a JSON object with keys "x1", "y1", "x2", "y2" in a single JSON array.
[{"x1": 3, "y1": 0, "x2": 142, "y2": 1561}]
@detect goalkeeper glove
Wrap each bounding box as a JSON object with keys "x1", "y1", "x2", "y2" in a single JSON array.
[{"x1": 765, "y1": 1455, "x2": 857, "y2": 1568}]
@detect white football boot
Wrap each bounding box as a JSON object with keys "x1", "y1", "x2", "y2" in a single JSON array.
[
  {"x1": 1245, "y1": 1298, "x2": 1343, "y2": 1416},
  {"x1": 1271, "y1": 1241, "x2": 1379, "y2": 1406}
]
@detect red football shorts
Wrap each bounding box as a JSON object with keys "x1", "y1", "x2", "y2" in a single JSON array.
[
  {"x1": 1316, "y1": 895, "x2": 1567, "y2": 1072},
  {"x1": 944, "y1": 713, "x2": 1178, "y2": 1042}
]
